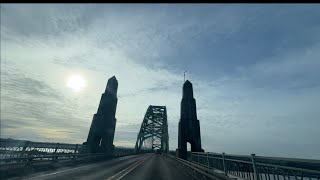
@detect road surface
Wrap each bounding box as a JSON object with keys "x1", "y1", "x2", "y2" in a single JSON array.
[{"x1": 10, "y1": 153, "x2": 196, "y2": 180}]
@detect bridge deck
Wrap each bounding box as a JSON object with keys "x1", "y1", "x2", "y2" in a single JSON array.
[{"x1": 9, "y1": 153, "x2": 196, "y2": 180}]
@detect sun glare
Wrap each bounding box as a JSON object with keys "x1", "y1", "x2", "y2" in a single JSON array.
[{"x1": 66, "y1": 74, "x2": 86, "y2": 92}]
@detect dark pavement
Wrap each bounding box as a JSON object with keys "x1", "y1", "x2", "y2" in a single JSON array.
[
  {"x1": 11, "y1": 153, "x2": 196, "y2": 180},
  {"x1": 121, "y1": 153, "x2": 195, "y2": 180}
]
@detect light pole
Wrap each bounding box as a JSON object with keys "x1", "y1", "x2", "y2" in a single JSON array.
[{"x1": 184, "y1": 71, "x2": 187, "y2": 83}]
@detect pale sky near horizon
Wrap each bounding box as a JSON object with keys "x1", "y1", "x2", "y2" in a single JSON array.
[{"x1": 1, "y1": 4, "x2": 320, "y2": 159}]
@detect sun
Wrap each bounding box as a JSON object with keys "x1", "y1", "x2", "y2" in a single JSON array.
[{"x1": 66, "y1": 74, "x2": 86, "y2": 92}]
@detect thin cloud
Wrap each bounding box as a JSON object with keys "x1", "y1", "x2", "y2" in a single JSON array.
[{"x1": 1, "y1": 4, "x2": 320, "y2": 159}]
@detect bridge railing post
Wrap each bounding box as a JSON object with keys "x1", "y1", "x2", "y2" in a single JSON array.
[
  {"x1": 19, "y1": 141, "x2": 30, "y2": 159},
  {"x1": 251, "y1": 154, "x2": 260, "y2": 180},
  {"x1": 206, "y1": 152, "x2": 210, "y2": 171},
  {"x1": 197, "y1": 153, "x2": 200, "y2": 164},
  {"x1": 222, "y1": 152, "x2": 227, "y2": 176},
  {"x1": 73, "y1": 144, "x2": 78, "y2": 159},
  {"x1": 53, "y1": 143, "x2": 59, "y2": 161}
]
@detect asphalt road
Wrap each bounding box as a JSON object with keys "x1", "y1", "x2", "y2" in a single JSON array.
[{"x1": 12, "y1": 153, "x2": 196, "y2": 180}]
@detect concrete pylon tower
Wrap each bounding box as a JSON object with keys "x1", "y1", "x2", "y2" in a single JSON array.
[
  {"x1": 176, "y1": 80, "x2": 204, "y2": 160},
  {"x1": 85, "y1": 76, "x2": 118, "y2": 153}
]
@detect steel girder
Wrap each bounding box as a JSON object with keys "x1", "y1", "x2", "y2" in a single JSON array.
[
  {"x1": 134, "y1": 105, "x2": 169, "y2": 153},
  {"x1": 0, "y1": 138, "x2": 137, "y2": 160},
  {"x1": 0, "y1": 138, "x2": 84, "y2": 159}
]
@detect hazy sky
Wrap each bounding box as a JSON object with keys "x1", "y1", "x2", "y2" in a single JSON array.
[{"x1": 1, "y1": 4, "x2": 320, "y2": 159}]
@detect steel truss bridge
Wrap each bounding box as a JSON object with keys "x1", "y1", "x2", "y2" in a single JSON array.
[
  {"x1": 1, "y1": 103, "x2": 319, "y2": 180},
  {"x1": 134, "y1": 105, "x2": 169, "y2": 153},
  {"x1": 1, "y1": 138, "x2": 319, "y2": 180},
  {"x1": 0, "y1": 138, "x2": 137, "y2": 163}
]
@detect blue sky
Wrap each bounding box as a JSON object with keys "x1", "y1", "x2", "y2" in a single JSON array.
[{"x1": 1, "y1": 4, "x2": 320, "y2": 159}]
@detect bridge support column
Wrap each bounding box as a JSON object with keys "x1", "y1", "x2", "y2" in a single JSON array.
[
  {"x1": 176, "y1": 80, "x2": 204, "y2": 160},
  {"x1": 84, "y1": 76, "x2": 118, "y2": 154}
]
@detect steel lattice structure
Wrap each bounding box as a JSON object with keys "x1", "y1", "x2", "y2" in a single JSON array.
[
  {"x1": 135, "y1": 105, "x2": 169, "y2": 153},
  {"x1": 0, "y1": 138, "x2": 84, "y2": 159},
  {"x1": 0, "y1": 138, "x2": 136, "y2": 164}
]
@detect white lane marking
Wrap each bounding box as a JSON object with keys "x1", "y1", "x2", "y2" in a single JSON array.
[
  {"x1": 115, "y1": 158, "x2": 147, "y2": 180},
  {"x1": 25, "y1": 155, "x2": 139, "y2": 180},
  {"x1": 106, "y1": 159, "x2": 142, "y2": 180},
  {"x1": 25, "y1": 163, "x2": 101, "y2": 180},
  {"x1": 106, "y1": 154, "x2": 153, "y2": 180}
]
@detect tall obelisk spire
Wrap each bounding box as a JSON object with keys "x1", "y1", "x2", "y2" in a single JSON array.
[
  {"x1": 176, "y1": 79, "x2": 204, "y2": 160},
  {"x1": 85, "y1": 76, "x2": 118, "y2": 154}
]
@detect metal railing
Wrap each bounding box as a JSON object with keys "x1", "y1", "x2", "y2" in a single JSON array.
[
  {"x1": 191, "y1": 152, "x2": 320, "y2": 180},
  {"x1": 0, "y1": 138, "x2": 136, "y2": 164},
  {"x1": 0, "y1": 138, "x2": 85, "y2": 159},
  {"x1": 167, "y1": 153, "x2": 232, "y2": 180}
]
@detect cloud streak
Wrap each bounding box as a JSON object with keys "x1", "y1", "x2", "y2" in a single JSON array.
[{"x1": 1, "y1": 4, "x2": 320, "y2": 159}]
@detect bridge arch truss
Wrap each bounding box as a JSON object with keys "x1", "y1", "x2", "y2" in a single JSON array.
[{"x1": 135, "y1": 105, "x2": 169, "y2": 153}]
